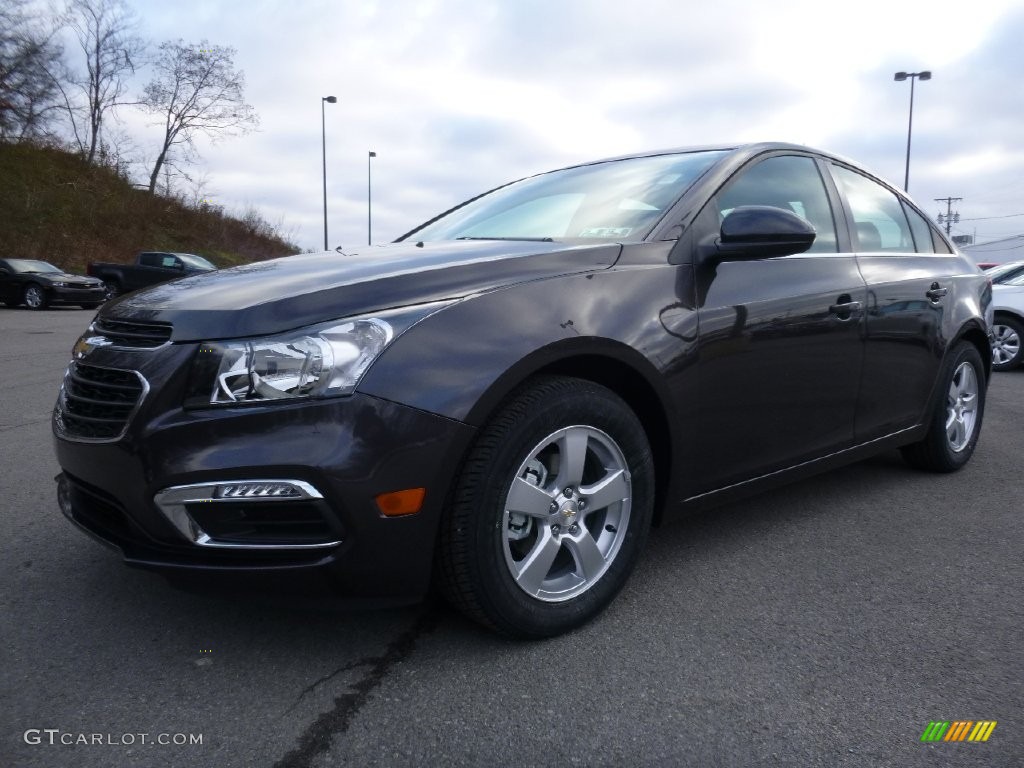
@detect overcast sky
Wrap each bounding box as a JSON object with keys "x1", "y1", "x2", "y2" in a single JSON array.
[{"x1": 106, "y1": 0, "x2": 1024, "y2": 252}]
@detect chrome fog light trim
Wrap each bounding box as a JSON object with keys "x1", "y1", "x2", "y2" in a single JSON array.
[{"x1": 153, "y1": 480, "x2": 340, "y2": 549}]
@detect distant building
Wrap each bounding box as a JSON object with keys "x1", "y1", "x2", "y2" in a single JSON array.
[{"x1": 962, "y1": 234, "x2": 1024, "y2": 267}]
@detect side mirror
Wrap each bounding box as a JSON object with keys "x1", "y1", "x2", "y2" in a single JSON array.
[{"x1": 716, "y1": 205, "x2": 816, "y2": 260}]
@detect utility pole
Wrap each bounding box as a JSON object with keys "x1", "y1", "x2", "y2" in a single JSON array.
[{"x1": 935, "y1": 196, "x2": 962, "y2": 236}]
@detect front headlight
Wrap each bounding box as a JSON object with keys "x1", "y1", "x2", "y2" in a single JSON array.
[{"x1": 185, "y1": 302, "x2": 450, "y2": 408}]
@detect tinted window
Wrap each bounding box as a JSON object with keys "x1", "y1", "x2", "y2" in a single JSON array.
[
  {"x1": 161, "y1": 256, "x2": 180, "y2": 268},
  {"x1": 831, "y1": 165, "x2": 914, "y2": 253},
  {"x1": 139, "y1": 253, "x2": 161, "y2": 267},
  {"x1": 716, "y1": 155, "x2": 838, "y2": 253},
  {"x1": 901, "y1": 202, "x2": 936, "y2": 253}
]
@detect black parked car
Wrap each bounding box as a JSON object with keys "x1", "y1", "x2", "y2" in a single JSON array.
[
  {"x1": 53, "y1": 143, "x2": 992, "y2": 638},
  {"x1": 0, "y1": 259, "x2": 106, "y2": 310}
]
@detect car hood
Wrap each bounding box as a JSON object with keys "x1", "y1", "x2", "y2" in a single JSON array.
[
  {"x1": 102, "y1": 240, "x2": 622, "y2": 341},
  {"x1": 36, "y1": 272, "x2": 101, "y2": 284}
]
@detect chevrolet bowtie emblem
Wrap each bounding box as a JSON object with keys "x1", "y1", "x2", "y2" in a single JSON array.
[{"x1": 73, "y1": 335, "x2": 113, "y2": 359}]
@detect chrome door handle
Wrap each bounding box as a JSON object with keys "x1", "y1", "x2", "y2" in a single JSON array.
[
  {"x1": 926, "y1": 286, "x2": 948, "y2": 301},
  {"x1": 829, "y1": 301, "x2": 862, "y2": 314}
]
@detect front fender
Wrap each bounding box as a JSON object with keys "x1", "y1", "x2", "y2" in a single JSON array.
[{"x1": 357, "y1": 263, "x2": 693, "y2": 426}]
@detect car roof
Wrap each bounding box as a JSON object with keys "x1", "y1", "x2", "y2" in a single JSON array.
[{"x1": 558, "y1": 142, "x2": 867, "y2": 173}]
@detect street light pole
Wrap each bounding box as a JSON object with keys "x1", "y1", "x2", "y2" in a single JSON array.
[
  {"x1": 321, "y1": 96, "x2": 337, "y2": 251},
  {"x1": 368, "y1": 151, "x2": 376, "y2": 245},
  {"x1": 893, "y1": 71, "x2": 931, "y2": 192}
]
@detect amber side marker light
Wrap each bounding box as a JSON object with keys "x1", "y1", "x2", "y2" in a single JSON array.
[{"x1": 375, "y1": 488, "x2": 426, "y2": 517}]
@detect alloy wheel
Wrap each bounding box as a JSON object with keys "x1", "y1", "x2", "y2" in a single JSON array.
[
  {"x1": 992, "y1": 323, "x2": 1021, "y2": 367},
  {"x1": 945, "y1": 361, "x2": 979, "y2": 452},
  {"x1": 24, "y1": 286, "x2": 44, "y2": 309},
  {"x1": 502, "y1": 425, "x2": 632, "y2": 602}
]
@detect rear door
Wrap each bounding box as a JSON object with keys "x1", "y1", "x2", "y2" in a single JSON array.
[
  {"x1": 828, "y1": 164, "x2": 954, "y2": 441},
  {"x1": 688, "y1": 153, "x2": 866, "y2": 493}
]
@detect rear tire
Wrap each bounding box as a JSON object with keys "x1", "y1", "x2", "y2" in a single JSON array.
[
  {"x1": 80, "y1": 303, "x2": 102, "y2": 310},
  {"x1": 901, "y1": 342, "x2": 985, "y2": 472},
  {"x1": 991, "y1": 315, "x2": 1023, "y2": 371},
  {"x1": 438, "y1": 376, "x2": 654, "y2": 639}
]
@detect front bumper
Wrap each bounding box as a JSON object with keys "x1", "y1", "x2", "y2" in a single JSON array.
[
  {"x1": 49, "y1": 285, "x2": 106, "y2": 305},
  {"x1": 53, "y1": 343, "x2": 476, "y2": 602}
]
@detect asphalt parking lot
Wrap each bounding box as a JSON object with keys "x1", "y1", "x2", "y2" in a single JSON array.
[{"x1": 1, "y1": 306, "x2": 1021, "y2": 768}]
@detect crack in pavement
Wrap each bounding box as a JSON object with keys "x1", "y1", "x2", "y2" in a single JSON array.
[
  {"x1": 0, "y1": 417, "x2": 53, "y2": 433},
  {"x1": 282, "y1": 659, "x2": 374, "y2": 717},
  {"x1": 273, "y1": 610, "x2": 438, "y2": 768}
]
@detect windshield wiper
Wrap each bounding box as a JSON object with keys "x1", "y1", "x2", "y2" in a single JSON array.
[{"x1": 455, "y1": 236, "x2": 554, "y2": 242}]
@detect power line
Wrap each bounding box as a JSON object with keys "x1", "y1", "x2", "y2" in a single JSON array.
[{"x1": 960, "y1": 212, "x2": 1024, "y2": 222}]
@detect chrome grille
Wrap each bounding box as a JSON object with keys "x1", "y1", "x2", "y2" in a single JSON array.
[
  {"x1": 56, "y1": 362, "x2": 146, "y2": 441},
  {"x1": 92, "y1": 317, "x2": 172, "y2": 348}
]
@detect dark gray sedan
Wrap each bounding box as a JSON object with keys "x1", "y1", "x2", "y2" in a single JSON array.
[
  {"x1": 0, "y1": 259, "x2": 106, "y2": 310},
  {"x1": 53, "y1": 143, "x2": 993, "y2": 638}
]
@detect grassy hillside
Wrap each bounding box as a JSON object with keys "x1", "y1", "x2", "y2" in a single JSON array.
[{"x1": 0, "y1": 142, "x2": 300, "y2": 273}]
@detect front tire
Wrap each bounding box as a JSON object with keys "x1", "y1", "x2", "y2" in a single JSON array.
[
  {"x1": 901, "y1": 341, "x2": 985, "y2": 472},
  {"x1": 991, "y1": 315, "x2": 1023, "y2": 371},
  {"x1": 438, "y1": 376, "x2": 654, "y2": 638},
  {"x1": 23, "y1": 284, "x2": 48, "y2": 310},
  {"x1": 102, "y1": 280, "x2": 121, "y2": 300}
]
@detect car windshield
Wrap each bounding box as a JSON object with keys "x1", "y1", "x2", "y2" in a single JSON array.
[
  {"x1": 177, "y1": 253, "x2": 216, "y2": 270},
  {"x1": 5, "y1": 260, "x2": 62, "y2": 274},
  {"x1": 1001, "y1": 271, "x2": 1024, "y2": 287},
  {"x1": 985, "y1": 262, "x2": 1024, "y2": 284},
  {"x1": 406, "y1": 151, "x2": 727, "y2": 243}
]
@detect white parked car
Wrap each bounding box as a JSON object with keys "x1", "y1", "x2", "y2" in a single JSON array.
[{"x1": 989, "y1": 263, "x2": 1024, "y2": 370}]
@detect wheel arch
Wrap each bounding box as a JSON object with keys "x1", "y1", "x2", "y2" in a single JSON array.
[
  {"x1": 463, "y1": 339, "x2": 676, "y2": 527},
  {"x1": 954, "y1": 319, "x2": 993, "y2": 381},
  {"x1": 993, "y1": 307, "x2": 1024, "y2": 324}
]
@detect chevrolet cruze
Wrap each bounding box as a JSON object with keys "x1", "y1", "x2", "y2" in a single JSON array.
[{"x1": 53, "y1": 143, "x2": 992, "y2": 638}]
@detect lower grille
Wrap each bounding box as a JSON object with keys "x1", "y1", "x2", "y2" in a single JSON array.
[
  {"x1": 58, "y1": 472, "x2": 139, "y2": 544},
  {"x1": 55, "y1": 362, "x2": 147, "y2": 441}
]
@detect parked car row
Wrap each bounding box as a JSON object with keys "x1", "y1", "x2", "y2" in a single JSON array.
[{"x1": 0, "y1": 252, "x2": 217, "y2": 309}]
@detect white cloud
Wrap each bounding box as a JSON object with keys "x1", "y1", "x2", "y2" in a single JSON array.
[{"x1": 105, "y1": 0, "x2": 1024, "y2": 250}]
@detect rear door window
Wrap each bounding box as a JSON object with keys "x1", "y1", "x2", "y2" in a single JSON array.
[
  {"x1": 901, "y1": 202, "x2": 936, "y2": 253},
  {"x1": 830, "y1": 165, "x2": 914, "y2": 253}
]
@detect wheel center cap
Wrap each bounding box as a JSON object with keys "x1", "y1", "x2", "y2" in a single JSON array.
[{"x1": 560, "y1": 500, "x2": 579, "y2": 522}]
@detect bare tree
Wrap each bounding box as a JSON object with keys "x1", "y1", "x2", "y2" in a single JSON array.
[
  {"x1": 58, "y1": 0, "x2": 144, "y2": 164},
  {"x1": 0, "y1": 0, "x2": 64, "y2": 141},
  {"x1": 141, "y1": 40, "x2": 258, "y2": 194}
]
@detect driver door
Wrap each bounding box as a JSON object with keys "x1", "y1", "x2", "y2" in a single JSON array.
[{"x1": 688, "y1": 153, "x2": 867, "y2": 493}]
